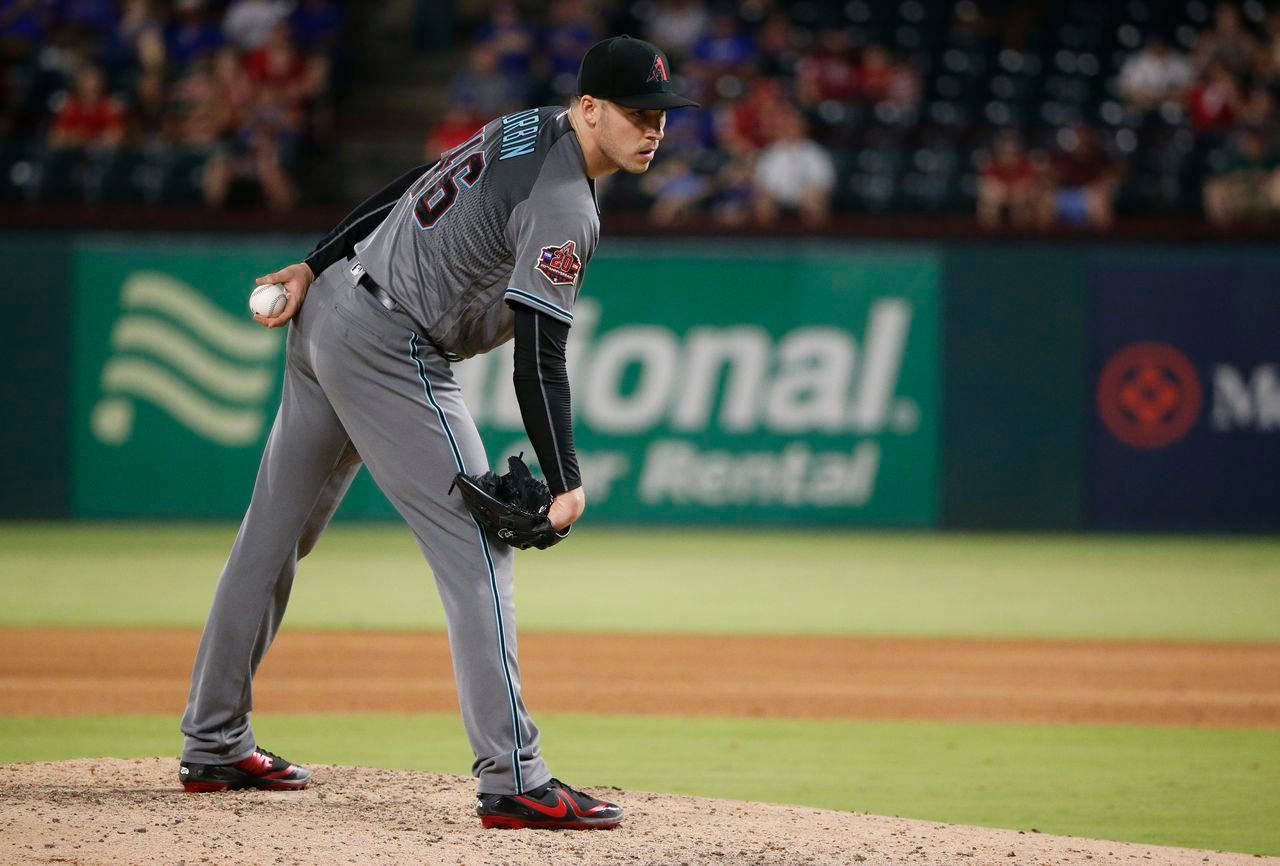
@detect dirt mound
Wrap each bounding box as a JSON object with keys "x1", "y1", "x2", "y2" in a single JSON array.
[{"x1": 0, "y1": 759, "x2": 1270, "y2": 866}]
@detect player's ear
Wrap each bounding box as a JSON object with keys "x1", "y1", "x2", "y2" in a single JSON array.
[{"x1": 579, "y1": 95, "x2": 600, "y2": 127}]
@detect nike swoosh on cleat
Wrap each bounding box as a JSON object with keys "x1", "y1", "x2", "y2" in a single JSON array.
[{"x1": 512, "y1": 790, "x2": 570, "y2": 819}]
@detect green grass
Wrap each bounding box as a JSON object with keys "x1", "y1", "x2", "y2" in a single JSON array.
[
  {"x1": 1, "y1": 712, "x2": 1276, "y2": 856},
  {"x1": 1, "y1": 523, "x2": 1278, "y2": 640}
]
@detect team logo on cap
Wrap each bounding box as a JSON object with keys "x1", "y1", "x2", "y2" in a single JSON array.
[
  {"x1": 647, "y1": 54, "x2": 669, "y2": 83},
  {"x1": 536, "y1": 240, "x2": 582, "y2": 286}
]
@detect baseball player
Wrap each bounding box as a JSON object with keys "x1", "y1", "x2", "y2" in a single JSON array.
[{"x1": 176, "y1": 36, "x2": 697, "y2": 831}]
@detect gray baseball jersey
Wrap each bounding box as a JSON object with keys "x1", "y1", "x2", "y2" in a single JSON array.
[
  {"x1": 179, "y1": 106, "x2": 607, "y2": 800},
  {"x1": 353, "y1": 106, "x2": 600, "y2": 358}
]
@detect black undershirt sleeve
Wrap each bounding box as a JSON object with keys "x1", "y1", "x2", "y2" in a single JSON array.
[
  {"x1": 511, "y1": 303, "x2": 581, "y2": 495},
  {"x1": 303, "y1": 161, "x2": 436, "y2": 277}
]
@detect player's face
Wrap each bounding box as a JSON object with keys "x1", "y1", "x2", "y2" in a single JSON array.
[{"x1": 599, "y1": 101, "x2": 666, "y2": 174}]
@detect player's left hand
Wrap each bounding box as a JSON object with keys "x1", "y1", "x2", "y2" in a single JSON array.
[
  {"x1": 450, "y1": 455, "x2": 570, "y2": 550},
  {"x1": 252, "y1": 262, "x2": 315, "y2": 328},
  {"x1": 548, "y1": 487, "x2": 585, "y2": 531}
]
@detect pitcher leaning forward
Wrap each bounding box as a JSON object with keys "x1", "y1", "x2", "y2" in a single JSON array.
[{"x1": 176, "y1": 36, "x2": 697, "y2": 829}]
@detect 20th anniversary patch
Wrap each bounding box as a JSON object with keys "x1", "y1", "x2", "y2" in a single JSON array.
[{"x1": 536, "y1": 240, "x2": 582, "y2": 286}]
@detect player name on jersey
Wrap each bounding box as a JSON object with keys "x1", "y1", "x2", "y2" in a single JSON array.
[{"x1": 499, "y1": 107, "x2": 541, "y2": 161}]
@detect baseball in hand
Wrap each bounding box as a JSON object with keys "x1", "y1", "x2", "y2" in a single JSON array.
[{"x1": 249, "y1": 282, "x2": 288, "y2": 317}]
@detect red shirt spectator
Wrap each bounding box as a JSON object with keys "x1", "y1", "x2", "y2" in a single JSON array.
[
  {"x1": 53, "y1": 97, "x2": 125, "y2": 142},
  {"x1": 856, "y1": 45, "x2": 895, "y2": 102},
  {"x1": 724, "y1": 77, "x2": 788, "y2": 151},
  {"x1": 244, "y1": 37, "x2": 307, "y2": 92},
  {"x1": 983, "y1": 148, "x2": 1035, "y2": 186},
  {"x1": 1052, "y1": 144, "x2": 1115, "y2": 188},
  {"x1": 50, "y1": 65, "x2": 124, "y2": 148},
  {"x1": 977, "y1": 131, "x2": 1039, "y2": 228},
  {"x1": 1050, "y1": 126, "x2": 1117, "y2": 188},
  {"x1": 1187, "y1": 62, "x2": 1240, "y2": 134},
  {"x1": 796, "y1": 28, "x2": 858, "y2": 104}
]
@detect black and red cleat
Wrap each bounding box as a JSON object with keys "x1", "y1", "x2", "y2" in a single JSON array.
[
  {"x1": 179, "y1": 747, "x2": 311, "y2": 793},
  {"x1": 477, "y1": 778, "x2": 623, "y2": 830}
]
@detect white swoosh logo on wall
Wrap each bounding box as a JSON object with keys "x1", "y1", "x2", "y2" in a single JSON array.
[
  {"x1": 101, "y1": 358, "x2": 264, "y2": 445},
  {"x1": 121, "y1": 272, "x2": 279, "y2": 359},
  {"x1": 111, "y1": 317, "x2": 274, "y2": 403},
  {"x1": 92, "y1": 272, "x2": 282, "y2": 446}
]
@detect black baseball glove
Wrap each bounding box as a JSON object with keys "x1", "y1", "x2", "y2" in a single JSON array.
[{"x1": 449, "y1": 454, "x2": 568, "y2": 550}]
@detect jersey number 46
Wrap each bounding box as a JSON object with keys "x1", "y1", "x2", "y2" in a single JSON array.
[{"x1": 413, "y1": 130, "x2": 486, "y2": 230}]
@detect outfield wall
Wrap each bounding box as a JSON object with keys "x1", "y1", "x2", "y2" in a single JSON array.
[{"x1": 3, "y1": 233, "x2": 1276, "y2": 531}]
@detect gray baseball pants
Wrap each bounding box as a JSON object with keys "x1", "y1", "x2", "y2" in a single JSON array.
[{"x1": 180, "y1": 260, "x2": 550, "y2": 795}]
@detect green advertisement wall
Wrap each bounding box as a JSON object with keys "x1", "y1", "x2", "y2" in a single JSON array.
[
  {"x1": 71, "y1": 240, "x2": 288, "y2": 518},
  {"x1": 61, "y1": 237, "x2": 940, "y2": 526},
  {"x1": 0, "y1": 237, "x2": 73, "y2": 518},
  {"x1": 7, "y1": 231, "x2": 1271, "y2": 529},
  {"x1": 942, "y1": 247, "x2": 1088, "y2": 530}
]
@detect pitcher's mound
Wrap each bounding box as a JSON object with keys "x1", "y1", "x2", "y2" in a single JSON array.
[{"x1": 0, "y1": 758, "x2": 1268, "y2": 865}]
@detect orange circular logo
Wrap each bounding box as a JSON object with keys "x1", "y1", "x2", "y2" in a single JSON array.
[{"x1": 1097, "y1": 342, "x2": 1202, "y2": 449}]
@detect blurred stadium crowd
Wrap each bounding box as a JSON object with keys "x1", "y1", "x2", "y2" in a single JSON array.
[
  {"x1": 0, "y1": 0, "x2": 342, "y2": 209},
  {"x1": 4, "y1": 0, "x2": 1280, "y2": 227},
  {"x1": 435, "y1": 0, "x2": 1280, "y2": 228}
]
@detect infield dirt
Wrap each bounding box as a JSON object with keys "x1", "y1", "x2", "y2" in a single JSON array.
[{"x1": 2, "y1": 627, "x2": 1278, "y2": 726}]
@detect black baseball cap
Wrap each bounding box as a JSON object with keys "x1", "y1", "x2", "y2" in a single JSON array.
[{"x1": 577, "y1": 35, "x2": 699, "y2": 110}]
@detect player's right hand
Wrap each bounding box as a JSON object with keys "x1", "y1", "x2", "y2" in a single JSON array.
[{"x1": 252, "y1": 262, "x2": 315, "y2": 329}]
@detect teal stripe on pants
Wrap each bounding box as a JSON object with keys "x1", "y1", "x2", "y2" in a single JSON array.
[{"x1": 408, "y1": 333, "x2": 524, "y2": 793}]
